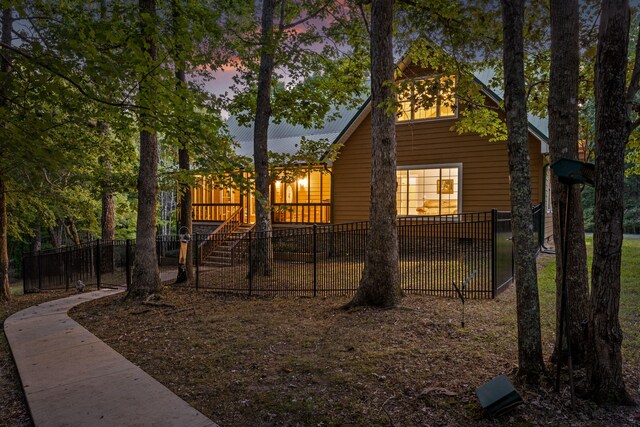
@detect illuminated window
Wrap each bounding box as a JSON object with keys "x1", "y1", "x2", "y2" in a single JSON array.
[
  {"x1": 397, "y1": 76, "x2": 456, "y2": 122},
  {"x1": 272, "y1": 168, "x2": 331, "y2": 223},
  {"x1": 396, "y1": 165, "x2": 461, "y2": 216}
]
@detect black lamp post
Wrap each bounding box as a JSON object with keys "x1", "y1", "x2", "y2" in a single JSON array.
[{"x1": 550, "y1": 158, "x2": 595, "y2": 409}]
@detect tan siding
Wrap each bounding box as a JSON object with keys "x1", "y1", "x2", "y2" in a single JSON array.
[
  {"x1": 544, "y1": 212, "x2": 554, "y2": 244},
  {"x1": 333, "y1": 112, "x2": 545, "y2": 223}
]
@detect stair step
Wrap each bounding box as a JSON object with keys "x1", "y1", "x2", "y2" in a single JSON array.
[
  {"x1": 202, "y1": 261, "x2": 232, "y2": 267},
  {"x1": 203, "y1": 255, "x2": 232, "y2": 262}
]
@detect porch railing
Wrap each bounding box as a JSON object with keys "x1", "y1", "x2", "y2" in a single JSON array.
[{"x1": 192, "y1": 203, "x2": 242, "y2": 222}]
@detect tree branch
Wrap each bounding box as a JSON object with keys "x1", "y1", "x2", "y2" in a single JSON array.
[
  {"x1": 626, "y1": 20, "x2": 640, "y2": 135},
  {"x1": 0, "y1": 41, "x2": 146, "y2": 110},
  {"x1": 283, "y1": 0, "x2": 333, "y2": 30},
  {"x1": 526, "y1": 79, "x2": 548, "y2": 102}
]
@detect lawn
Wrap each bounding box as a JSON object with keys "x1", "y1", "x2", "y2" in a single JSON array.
[{"x1": 66, "y1": 236, "x2": 640, "y2": 426}]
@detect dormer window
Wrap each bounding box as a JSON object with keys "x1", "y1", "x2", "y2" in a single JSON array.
[{"x1": 397, "y1": 76, "x2": 456, "y2": 122}]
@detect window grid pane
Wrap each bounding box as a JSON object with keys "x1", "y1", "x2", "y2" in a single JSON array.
[
  {"x1": 397, "y1": 76, "x2": 456, "y2": 122},
  {"x1": 397, "y1": 167, "x2": 460, "y2": 216}
]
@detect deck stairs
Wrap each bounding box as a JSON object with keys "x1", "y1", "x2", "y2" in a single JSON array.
[
  {"x1": 201, "y1": 223, "x2": 254, "y2": 267},
  {"x1": 197, "y1": 206, "x2": 254, "y2": 267}
]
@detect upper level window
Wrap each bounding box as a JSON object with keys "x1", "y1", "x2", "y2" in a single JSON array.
[{"x1": 397, "y1": 76, "x2": 456, "y2": 122}]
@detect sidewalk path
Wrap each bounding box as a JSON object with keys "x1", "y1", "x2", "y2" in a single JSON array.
[{"x1": 4, "y1": 289, "x2": 218, "y2": 427}]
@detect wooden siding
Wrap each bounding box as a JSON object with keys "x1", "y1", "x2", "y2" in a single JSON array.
[
  {"x1": 544, "y1": 212, "x2": 554, "y2": 244},
  {"x1": 332, "y1": 112, "x2": 544, "y2": 223}
]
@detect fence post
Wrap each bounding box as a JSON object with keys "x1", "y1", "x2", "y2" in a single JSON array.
[
  {"x1": 22, "y1": 255, "x2": 27, "y2": 294},
  {"x1": 195, "y1": 233, "x2": 200, "y2": 291},
  {"x1": 491, "y1": 209, "x2": 497, "y2": 298},
  {"x1": 96, "y1": 239, "x2": 102, "y2": 289},
  {"x1": 64, "y1": 251, "x2": 70, "y2": 291},
  {"x1": 37, "y1": 251, "x2": 42, "y2": 291},
  {"x1": 313, "y1": 224, "x2": 317, "y2": 297},
  {"x1": 125, "y1": 239, "x2": 131, "y2": 290},
  {"x1": 248, "y1": 231, "x2": 252, "y2": 296}
]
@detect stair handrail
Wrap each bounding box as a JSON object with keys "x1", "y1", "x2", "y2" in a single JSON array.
[
  {"x1": 230, "y1": 223, "x2": 256, "y2": 265},
  {"x1": 200, "y1": 206, "x2": 243, "y2": 260}
]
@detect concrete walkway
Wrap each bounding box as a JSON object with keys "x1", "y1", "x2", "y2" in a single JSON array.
[{"x1": 4, "y1": 289, "x2": 218, "y2": 427}]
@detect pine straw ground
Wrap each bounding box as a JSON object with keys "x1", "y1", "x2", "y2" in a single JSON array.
[
  {"x1": 66, "y1": 250, "x2": 640, "y2": 427},
  {"x1": 1, "y1": 244, "x2": 638, "y2": 427}
]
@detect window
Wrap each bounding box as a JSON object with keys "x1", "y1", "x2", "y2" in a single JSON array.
[
  {"x1": 396, "y1": 165, "x2": 461, "y2": 216},
  {"x1": 272, "y1": 168, "x2": 331, "y2": 223},
  {"x1": 397, "y1": 76, "x2": 456, "y2": 122}
]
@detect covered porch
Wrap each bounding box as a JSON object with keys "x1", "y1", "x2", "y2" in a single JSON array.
[{"x1": 191, "y1": 167, "x2": 332, "y2": 225}]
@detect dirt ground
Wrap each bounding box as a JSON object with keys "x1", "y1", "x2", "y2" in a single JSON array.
[{"x1": 69, "y1": 260, "x2": 640, "y2": 426}]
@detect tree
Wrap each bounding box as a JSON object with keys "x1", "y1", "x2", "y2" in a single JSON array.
[
  {"x1": 98, "y1": 3, "x2": 115, "y2": 242},
  {"x1": 130, "y1": 0, "x2": 161, "y2": 297},
  {"x1": 227, "y1": 0, "x2": 368, "y2": 276},
  {"x1": 1, "y1": 7, "x2": 13, "y2": 302},
  {"x1": 548, "y1": 0, "x2": 589, "y2": 365},
  {"x1": 172, "y1": 0, "x2": 192, "y2": 283},
  {"x1": 252, "y1": 0, "x2": 278, "y2": 276},
  {"x1": 500, "y1": 0, "x2": 545, "y2": 382},
  {"x1": 587, "y1": 0, "x2": 635, "y2": 404},
  {"x1": 345, "y1": 0, "x2": 402, "y2": 308}
]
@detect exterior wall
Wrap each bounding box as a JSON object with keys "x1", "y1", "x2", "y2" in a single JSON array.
[
  {"x1": 332, "y1": 112, "x2": 545, "y2": 223},
  {"x1": 544, "y1": 212, "x2": 554, "y2": 245}
]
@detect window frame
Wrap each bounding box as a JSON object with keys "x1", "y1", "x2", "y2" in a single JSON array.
[
  {"x1": 396, "y1": 75, "x2": 458, "y2": 124},
  {"x1": 396, "y1": 163, "x2": 463, "y2": 217}
]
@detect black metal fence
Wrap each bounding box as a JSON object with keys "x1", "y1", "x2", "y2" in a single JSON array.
[
  {"x1": 22, "y1": 207, "x2": 543, "y2": 299},
  {"x1": 22, "y1": 238, "x2": 179, "y2": 293}
]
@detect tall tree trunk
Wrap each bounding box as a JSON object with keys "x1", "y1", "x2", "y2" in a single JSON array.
[
  {"x1": 48, "y1": 225, "x2": 62, "y2": 249},
  {"x1": 0, "y1": 176, "x2": 10, "y2": 302},
  {"x1": 98, "y1": 4, "x2": 115, "y2": 243},
  {"x1": 345, "y1": 0, "x2": 402, "y2": 308},
  {"x1": 501, "y1": 0, "x2": 544, "y2": 382},
  {"x1": 0, "y1": 8, "x2": 11, "y2": 302},
  {"x1": 130, "y1": 0, "x2": 161, "y2": 298},
  {"x1": 102, "y1": 192, "x2": 115, "y2": 240},
  {"x1": 31, "y1": 226, "x2": 41, "y2": 253},
  {"x1": 178, "y1": 141, "x2": 193, "y2": 282},
  {"x1": 549, "y1": 0, "x2": 589, "y2": 366},
  {"x1": 172, "y1": 0, "x2": 192, "y2": 283},
  {"x1": 64, "y1": 218, "x2": 81, "y2": 246},
  {"x1": 587, "y1": 0, "x2": 632, "y2": 404},
  {"x1": 252, "y1": 0, "x2": 276, "y2": 276}
]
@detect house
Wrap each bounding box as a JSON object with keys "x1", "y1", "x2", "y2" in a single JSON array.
[{"x1": 191, "y1": 59, "x2": 553, "y2": 244}]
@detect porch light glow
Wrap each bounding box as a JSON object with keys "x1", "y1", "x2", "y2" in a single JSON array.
[{"x1": 298, "y1": 177, "x2": 308, "y2": 188}]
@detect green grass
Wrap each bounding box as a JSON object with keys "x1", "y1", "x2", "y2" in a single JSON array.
[
  {"x1": 9, "y1": 281, "x2": 23, "y2": 296},
  {"x1": 536, "y1": 236, "x2": 640, "y2": 364}
]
